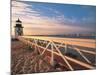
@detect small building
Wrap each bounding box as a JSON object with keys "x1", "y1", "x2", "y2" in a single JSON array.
[{"x1": 14, "y1": 18, "x2": 24, "y2": 38}]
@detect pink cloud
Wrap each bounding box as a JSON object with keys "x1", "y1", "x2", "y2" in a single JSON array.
[{"x1": 12, "y1": 1, "x2": 92, "y2": 35}]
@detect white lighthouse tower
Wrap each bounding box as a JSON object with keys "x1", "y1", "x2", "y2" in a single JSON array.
[{"x1": 14, "y1": 18, "x2": 23, "y2": 38}]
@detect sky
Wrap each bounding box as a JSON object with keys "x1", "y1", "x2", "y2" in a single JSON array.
[{"x1": 12, "y1": 1, "x2": 96, "y2": 35}]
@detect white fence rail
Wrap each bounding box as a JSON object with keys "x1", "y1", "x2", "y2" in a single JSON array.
[{"x1": 18, "y1": 36, "x2": 96, "y2": 71}]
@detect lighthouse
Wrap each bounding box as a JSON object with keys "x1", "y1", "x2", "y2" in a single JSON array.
[{"x1": 14, "y1": 18, "x2": 23, "y2": 38}]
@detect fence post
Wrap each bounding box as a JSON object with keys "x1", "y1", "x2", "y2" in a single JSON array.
[
  {"x1": 64, "y1": 44, "x2": 67, "y2": 54},
  {"x1": 51, "y1": 42, "x2": 54, "y2": 66}
]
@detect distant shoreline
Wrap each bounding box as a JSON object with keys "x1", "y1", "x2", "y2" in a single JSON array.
[
  {"x1": 11, "y1": 35, "x2": 96, "y2": 39},
  {"x1": 24, "y1": 35, "x2": 96, "y2": 39}
]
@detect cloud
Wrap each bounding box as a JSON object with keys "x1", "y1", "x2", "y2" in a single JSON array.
[
  {"x1": 12, "y1": 1, "x2": 95, "y2": 35},
  {"x1": 12, "y1": 1, "x2": 78, "y2": 25},
  {"x1": 82, "y1": 16, "x2": 96, "y2": 23}
]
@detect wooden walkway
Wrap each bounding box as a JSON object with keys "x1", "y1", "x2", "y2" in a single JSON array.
[{"x1": 17, "y1": 36, "x2": 96, "y2": 71}]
